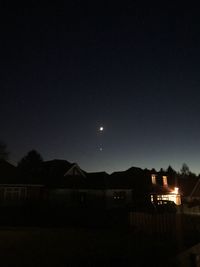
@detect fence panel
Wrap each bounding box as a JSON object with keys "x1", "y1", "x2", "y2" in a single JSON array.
[{"x1": 129, "y1": 212, "x2": 181, "y2": 240}]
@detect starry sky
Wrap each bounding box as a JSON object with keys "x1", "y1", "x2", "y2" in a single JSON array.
[{"x1": 1, "y1": 2, "x2": 200, "y2": 173}]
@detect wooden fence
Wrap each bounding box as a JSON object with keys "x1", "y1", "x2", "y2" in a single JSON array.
[{"x1": 129, "y1": 212, "x2": 182, "y2": 241}]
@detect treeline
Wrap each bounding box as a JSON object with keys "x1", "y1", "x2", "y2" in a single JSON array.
[
  {"x1": 0, "y1": 141, "x2": 199, "y2": 179},
  {"x1": 151, "y1": 163, "x2": 198, "y2": 180}
]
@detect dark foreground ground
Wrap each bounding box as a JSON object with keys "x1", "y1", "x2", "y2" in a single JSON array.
[
  {"x1": 0, "y1": 208, "x2": 198, "y2": 266},
  {"x1": 0, "y1": 226, "x2": 177, "y2": 267}
]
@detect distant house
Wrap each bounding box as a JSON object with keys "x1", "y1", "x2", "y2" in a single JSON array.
[
  {"x1": 41, "y1": 160, "x2": 108, "y2": 209},
  {"x1": 187, "y1": 179, "x2": 200, "y2": 202},
  {"x1": 179, "y1": 177, "x2": 200, "y2": 215},
  {"x1": 150, "y1": 174, "x2": 181, "y2": 205},
  {"x1": 0, "y1": 159, "x2": 133, "y2": 209},
  {"x1": 109, "y1": 167, "x2": 151, "y2": 207},
  {"x1": 178, "y1": 176, "x2": 199, "y2": 203},
  {"x1": 0, "y1": 160, "x2": 45, "y2": 206},
  {"x1": 0, "y1": 160, "x2": 185, "y2": 209},
  {"x1": 40, "y1": 160, "x2": 133, "y2": 209}
]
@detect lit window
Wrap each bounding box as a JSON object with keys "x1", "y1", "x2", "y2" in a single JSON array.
[{"x1": 151, "y1": 174, "x2": 156, "y2": 184}]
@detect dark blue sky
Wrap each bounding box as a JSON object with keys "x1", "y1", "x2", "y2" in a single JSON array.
[{"x1": 1, "y1": 3, "x2": 200, "y2": 173}]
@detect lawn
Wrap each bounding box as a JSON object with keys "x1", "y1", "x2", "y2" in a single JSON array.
[{"x1": 0, "y1": 226, "x2": 177, "y2": 266}]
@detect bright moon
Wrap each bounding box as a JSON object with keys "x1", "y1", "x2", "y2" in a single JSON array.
[{"x1": 99, "y1": 126, "x2": 104, "y2": 131}]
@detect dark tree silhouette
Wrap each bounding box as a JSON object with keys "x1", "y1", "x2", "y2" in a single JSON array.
[
  {"x1": 0, "y1": 141, "x2": 9, "y2": 160},
  {"x1": 18, "y1": 150, "x2": 43, "y2": 175},
  {"x1": 166, "y1": 165, "x2": 177, "y2": 177},
  {"x1": 159, "y1": 168, "x2": 166, "y2": 175},
  {"x1": 180, "y1": 163, "x2": 190, "y2": 177},
  {"x1": 150, "y1": 168, "x2": 157, "y2": 174}
]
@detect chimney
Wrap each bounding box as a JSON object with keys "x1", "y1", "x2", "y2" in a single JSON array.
[
  {"x1": 151, "y1": 174, "x2": 156, "y2": 185},
  {"x1": 163, "y1": 176, "x2": 168, "y2": 187}
]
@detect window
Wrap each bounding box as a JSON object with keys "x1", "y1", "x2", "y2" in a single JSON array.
[
  {"x1": 4, "y1": 187, "x2": 25, "y2": 201},
  {"x1": 113, "y1": 191, "x2": 126, "y2": 201}
]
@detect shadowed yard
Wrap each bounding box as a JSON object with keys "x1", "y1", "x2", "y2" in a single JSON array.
[{"x1": 0, "y1": 226, "x2": 177, "y2": 266}]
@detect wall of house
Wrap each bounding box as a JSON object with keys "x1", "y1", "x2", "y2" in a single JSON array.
[
  {"x1": 47, "y1": 189, "x2": 106, "y2": 208},
  {"x1": 0, "y1": 186, "x2": 133, "y2": 209},
  {"x1": 47, "y1": 188, "x2": 132, "y2": 209},
  {"x1": 105, "y1": 189, "x2": 132, "y2": 209},
  {"x1": 151, "y1": 193, "x2": 181, "y2": 205},
  {"x1": 0, "y1": 185, "x2": 45, "y2": 207}
]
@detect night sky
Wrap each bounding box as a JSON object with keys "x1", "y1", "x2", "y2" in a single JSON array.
[{"x1": 1, "y1": 3, "x2": 200, "y2": 173}]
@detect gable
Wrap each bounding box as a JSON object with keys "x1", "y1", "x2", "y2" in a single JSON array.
[{"x1": 64, "y1": 164, "x2": 86, "y2": 177}]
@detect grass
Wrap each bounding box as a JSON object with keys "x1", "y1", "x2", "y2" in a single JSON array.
[{"x1": 0, "y1": 226, "x2": 177, "y2": 267}]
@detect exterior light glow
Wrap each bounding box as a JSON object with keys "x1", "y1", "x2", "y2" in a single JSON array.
[
  {"x1": 172, "y1": 187, "x2": 179, "y2": 194},
  {"x1": 151, "y1": 187, "x2": 181, "y2": 206}
]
